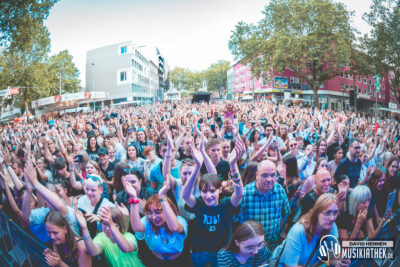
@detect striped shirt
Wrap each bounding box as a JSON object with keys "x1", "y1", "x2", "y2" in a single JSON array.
[
  {"x1": 217, "y1": 247, "x2": 271, "y2": 267},
  {"x1": 240, "y1": 182, "x2": 290, "y2": 248}
]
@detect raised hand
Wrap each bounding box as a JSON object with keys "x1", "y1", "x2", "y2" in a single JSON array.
[
  {"x1": 115, "y1": 202, "x2": 129, "y2": 217},
  {"x1": 190, "y1": 140, "x2": 203, "y2": 166},
  {"x1": 74, "y1": 207, "x2": 88, "y2": 229},
  {"x1": 356, "y1": 209, "x2": 368, "y2": 226},
  {"x1": 122, "y1": 177, "x2": 137, "y2": 199},
  {"x1": 98, "y1": 206, "x2": 113, "y2": 226},
  {"x1": 159, "y1": 174, "x2": 171, "y2": 199}
]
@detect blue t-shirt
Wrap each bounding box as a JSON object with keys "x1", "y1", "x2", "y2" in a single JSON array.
[
  {"x1": 280, "y1": 222, "x2": 338, "y2": 266},
  {"x1": 135, "y1": 216, "x2": 188, "y2": 254},
  {"x1": 149, "y1": 160, "x2": 181, "y2": 191},
  {"x1": 29, "y1": 206, "x2": 80, "y2": 243}
]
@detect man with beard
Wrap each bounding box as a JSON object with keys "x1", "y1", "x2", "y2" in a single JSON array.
[{"x1": 334, "y1": 138, "x2": 362, "y2": 188}]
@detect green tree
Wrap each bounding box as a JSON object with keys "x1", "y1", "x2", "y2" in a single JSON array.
[
  {"x1": 362, "y1": 0, "x2": 400, "y2": 105},
  {"x1": 0, "y1": 0, "x2": 79, "y2": 113},
  {"x1": 204, "y1": 60, "x2": 231, "y2": 96},
  {"x1": 229, "y1": 0, "x2": 356, "y2": 107},
  {"x1": 0, "y1": 0, "x2": 58, "y2": 47},
  {"x1": 170, "y1": 67, "x2": 204, "y2": 92}
]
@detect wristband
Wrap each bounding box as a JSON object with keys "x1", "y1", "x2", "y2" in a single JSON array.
[
  {"x1": 128, "y1": 198, "x2": 140, "y2": 204},
  {"x1": 159, "y1": 196, "x2": 166, "y2": 202},
  {"x1": 83, "y1": 235, "x2": 91, "y2": 240},
  {"x1": 230, "y1": 171, "x2": 239, "y2": 180}
]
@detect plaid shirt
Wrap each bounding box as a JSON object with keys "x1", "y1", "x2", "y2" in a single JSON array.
[{"x1": 240, "y1": 181, "x2": 290, "y2": 248}]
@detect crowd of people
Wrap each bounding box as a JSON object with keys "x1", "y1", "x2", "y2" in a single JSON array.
[{"x1": 0, "y1": 100, "x2": 399, "y2": 267}]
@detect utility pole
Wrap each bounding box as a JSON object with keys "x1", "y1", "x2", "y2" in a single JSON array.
[{"x1": 91, "y1": 63, "x2": 95, "y2": 111}]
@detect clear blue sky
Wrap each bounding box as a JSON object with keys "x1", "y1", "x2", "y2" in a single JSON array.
[{"x1": 44, "y1": 0, "x2": 372, "y2": 86}]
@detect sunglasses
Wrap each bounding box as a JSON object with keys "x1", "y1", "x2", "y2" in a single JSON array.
[
  {"x1": 123, "y1": 167, "x2": 139, "y2": 174},
  {"x1": 86, "y1": 175, "x2": 103, "y2": 185}
]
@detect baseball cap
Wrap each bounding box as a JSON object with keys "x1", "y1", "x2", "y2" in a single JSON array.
[{"x1": 98, "y1": 147, "x2": 109, "y2": 156}]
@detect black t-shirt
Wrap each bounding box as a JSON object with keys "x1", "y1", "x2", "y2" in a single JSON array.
[
  {"x1": 336, "y1": 209, "x2": 372, "y2": 237},
  {"x1": 99, "y1": 161, "x2": 116, "y2": 181},
  {"x1": 300, "y1": 188, "x2": 335, "y2": 216},
  {"x1": 334, "y1": 157, "x2": 362, "y2": 188},
  {"x1": 177, "y1": 149, "x2": 193, "y2": 161},
  {"x1": 87, "y1": 148, "x2": 99, "y2": 162},
  {"x1": 185, "y1": 197, "x2": 238, "y2": 252},
  {"x1": 200, "y1": 159, "x2": 230, "y2": 181}
]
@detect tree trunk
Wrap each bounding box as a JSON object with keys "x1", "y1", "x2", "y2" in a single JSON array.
[
  {"x1": 313, "y1": 85, "x2": 319, "y2": 108},
  {"x1": 24, "y1": 101, "x2": 32, "y2": 118}
]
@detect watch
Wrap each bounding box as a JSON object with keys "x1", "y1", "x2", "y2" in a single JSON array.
[{"x1": 128, "y1": 198, "x2": 140, "y2": 204}]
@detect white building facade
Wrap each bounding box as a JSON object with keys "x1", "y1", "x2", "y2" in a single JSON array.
[{"x1": 86, "y1": 41, "x2": 159, "y2": 105}]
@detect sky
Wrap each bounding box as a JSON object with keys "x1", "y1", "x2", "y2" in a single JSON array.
[{"x1": 44, "y1": 0, "x2": 373, "y2": 87}]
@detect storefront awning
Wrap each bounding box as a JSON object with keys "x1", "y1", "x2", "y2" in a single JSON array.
[{"x1": 32, "y1": 91, "x2": 109, "y2": 111}]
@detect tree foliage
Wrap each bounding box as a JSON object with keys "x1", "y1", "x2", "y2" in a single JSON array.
[
  {"x1": 0, "y1": 0, "x2": 58, "y2": 47},
  {"x1": 170, "y1": 60, "x2": 231, "y2": 96},
  {"x1": 362, "y1": 0, "x2": 400, "y2": 104},
  {"x1": 0, "y1": 0, "x2": 80, "y2": 111},
  {"x1": 229, "y1": 0, "x2": 356, "y2": 107},
  {"x1": 204, "y1": 60, "x2": 231, "y2": 94}
]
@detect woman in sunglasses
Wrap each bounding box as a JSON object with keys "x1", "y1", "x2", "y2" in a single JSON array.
[
  {"x1": 124, "y1": 174, "x2": 191, "y2": 267},
  {"x1": 217, "y1": 221, "x2": 270, "y2": 267}
]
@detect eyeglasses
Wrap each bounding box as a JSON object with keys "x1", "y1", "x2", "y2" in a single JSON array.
[
  {"x1": 243, "y1": 241, "x2": 266, "y2": 253},
  {"x1": 145, "y1": 210, "x2": 162, "y2": 217},
  {"x1": 321, "y1": 210, "x2": 339, "y2": 218},
  {"x1": 123, "y1": 168, "x2": 138, "y2": 174}
]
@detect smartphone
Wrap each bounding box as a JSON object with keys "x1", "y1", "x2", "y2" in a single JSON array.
[{"x1": 74, "y1": 154, "x2": 83, "y2": 163}]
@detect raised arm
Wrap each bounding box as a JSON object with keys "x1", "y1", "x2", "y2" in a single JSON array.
[
  {"x1": 25, "y1": 155, "x2": 68, "y2": 216},
  {"x1": 74, "y1": 208, "x2": 103, "y2": 256},
  {"x1": 229, "y1": 134, "x2": 244, "y2": 208},
  {"x1": 162, "y1": 126, "x2": 177, "y2": 190},
  {"x1": 199, "y1": 133, "x2": 217, "y2": 174},
  {"x1": 182, "y1": 141, "x2": 203, "y2": 208},
  {"x1": 250, "y1": 136, "x2": 272, "y2": 161},
  {"x1": 98, "y1": 206, "x2": 137, "y2": 253},
  {"x1": 159, "y1": 174, "x2": 184, "y2": 233},
  {"x1": 123, "y1": 177, "x2": 145, "y2": 233}
]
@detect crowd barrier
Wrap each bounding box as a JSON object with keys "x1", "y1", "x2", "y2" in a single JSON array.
[{"x1": 0, "y1": 211, "x2": 50, "y2": 267}]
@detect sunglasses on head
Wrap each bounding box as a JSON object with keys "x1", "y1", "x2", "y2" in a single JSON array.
[
  {"x1": 86, "y1": 175, "x2": 103, "y2": 185},
  {"x1": 123, "y1": 167, "x2": 139, "y2": 174}
]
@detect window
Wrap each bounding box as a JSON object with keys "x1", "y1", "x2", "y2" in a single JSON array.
[
  {"x1": 341, "y1": 83, "x2": 345, "y2": 90},
  {"x1": 358, "y1": 76, "x2": 361, "y2": 83},
  {"x1": 290, "y1": 76, "x2": 294, "y2": 83},
  {"x1": 364, "y1": 78, "x2": 367, "y2": 84},
  {"x1": 346, "y1": 73, "x2": 348, "y2": 79},
  {"x1": 295, "y1": 77, "x2": 299, "y2": 83},
  {"x1": 349, "y1": 74, "x2": 353, "y2": 80},
  {"x1": 120, "y1": 71, "x2": 127, "y2": 81},
  {"x1": 319, "y1": 83, "x2": 324, "y2": 88},
  {"x1": 341, "y1": 73, "x2": 344, "y2": 78},
  {"x1": 120, "y1": 46, "x2": 127, "y2": 54}
]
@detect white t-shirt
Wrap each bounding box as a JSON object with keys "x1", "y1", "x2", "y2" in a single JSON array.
[{"x1": 77, "y1": 195, "x2": 115, "y2": 214}]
